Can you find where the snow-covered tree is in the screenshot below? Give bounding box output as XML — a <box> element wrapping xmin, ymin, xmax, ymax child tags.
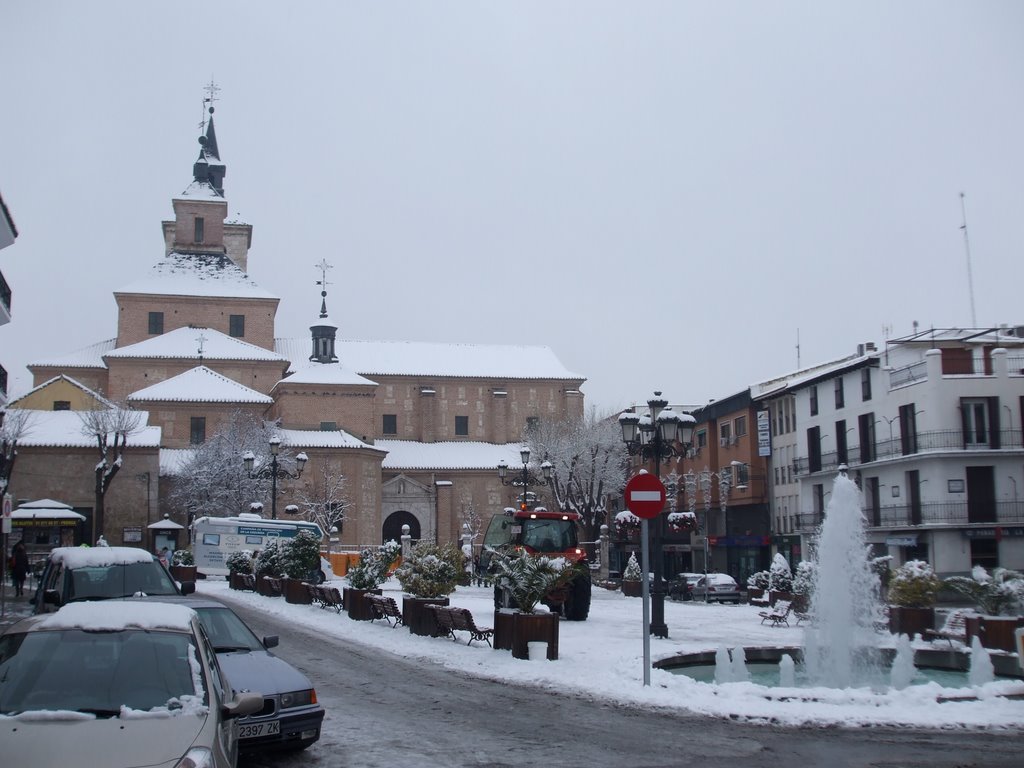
<box><xmin>768</xmin><ymin>553</ymin><xmax>793</xmax><ymax>593</ymax></box>
<box><xmin>78</xmin><ymin>402</ymin><xmax>143</xmax><ymax>540</ymax></box>
<box><xmin>0</xmin><ymin>408</ymin><xmax>33</xmax><ymax>498</ymax></box>
<box><xmin>254</xmin><ymin>539</ymin><xmax>282</xmax><ymax>577</ymax></box>
<box><xmin>395</xmin><ymin>541</ymin><xmax>463</xmax><ymax>598</ymax></box>
<box><xmin>167</xmin><ymin>409</ymin><xmax>288</xmax><ymax>519</ymax></box>
<box><xmin>279</xmin><ymin>530</ymin><xmax>322</xmax><ymax>580</ymax></box>
<box><xmin>346</xmin><ymin>540</ymin><xmax>401</xmax><ymax>590</ymax></box>
<box><xmin>526</xmin><ymin>411</ymin><xmax>627</xmax><ymax>547</ymax></box>
<box><xmin>296</xmin><ymin>459</ymin><xmax>350</xmax><ymax>541</ymax></box>
<box><xmin>623</xmin><ymin>551</ymin><xmax>642</xmax><ymax>582</ymax></box>
<box><xmin>457</xmin><ymin>498</ymin><xmax>485</xmax><ymax>546</ymax></box>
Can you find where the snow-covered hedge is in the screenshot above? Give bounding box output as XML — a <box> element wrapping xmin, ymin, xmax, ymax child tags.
<box><xmin>226</xmin><ymin>550</ymin><xmax>253</xmax><ymax>575</ymax></box>
<box><xmin>888</xmin><ymin>560</ymin><xmax>941</xmax><ymax>608</ymax></box>
<box><xmin>171</xmin><ymin>548</ymin><xmax>195</xmax><ymax>567</ymax></box>
<box><xmin>254</xmin><ymin>540</ymin><xmax>282</xmax><ymax>578</ymax></box>
<box><xmin>279</xmin><ymin>530</ymin><xmax>321</xmax><ymax>580</ymax></box>
<box><xmin>395</xmin><ymin>542</ymin><xmax>463</xmax><ymax>598</ymax></box>
<box><xmin>346</xmin><ymin>540</ymin><xmax>401</xmax><ymax>590</ymax></box>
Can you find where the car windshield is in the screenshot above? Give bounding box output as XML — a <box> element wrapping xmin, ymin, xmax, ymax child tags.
<box><xmin>194</xmin><ymin>606</ymin><xmax>263</xmax><ymax>652</ymax></box>
<box><xmin>0</xmin><ymin>628</ymin><xmax>202</xmax><ymax>716</ymax></box>
<box><xmin>67</xmin><ymin>562</ymin><xmax>181</xmax><ymax>601</ymax></box>
<box><xmin>520</xmin><ymin>519</ymin><xmax>577</xmax><ymax>552</ymax></box>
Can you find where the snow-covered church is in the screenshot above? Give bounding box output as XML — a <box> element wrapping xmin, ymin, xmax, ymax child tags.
<box><xmin>8</xmin><ymin>105</ymin><xmax>585</xmax><ymax>550</ymax></box>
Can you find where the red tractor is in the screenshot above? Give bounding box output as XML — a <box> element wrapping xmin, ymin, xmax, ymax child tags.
<box><xmin>480</xmin><ymin>505</ymin><xmax>592</xmax><ymax>620</ymax></box>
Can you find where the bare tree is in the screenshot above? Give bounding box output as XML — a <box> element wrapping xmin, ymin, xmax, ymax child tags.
<box><xmin>167</xmin><ymin>409</ymin><xmax>282</xmax><ymax>520</ymax></box>
<box><xmin>527</xmin><ymin>411</ymin><xmax>627</xmax><ymax>547</ymax></box>
<box><xmin>295</xmin><ymin>459</ymin><xmax>350</xmax><ymax>542</ymax></box>
<box><xmin>78</xmin><ymin>403</ymin><xmax>144</xmax><ymax>541</ymax></box>
<box><xmin>0</xmin><ymin>408</ymin><xmax>34</xmax><ymax>498</ymax></box>
<box><xmin>458</xmin><ymin>497</ymin><xmax>485</xmax><ymax>546</ymax></box>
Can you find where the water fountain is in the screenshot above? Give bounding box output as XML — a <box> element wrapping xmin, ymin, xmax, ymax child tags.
<box><xmin>968</xmin><ymin>637</ymin><xmax>995</xmax><ymax>686</ymax></box>
<box><xmin>889</xmin><ymin>633</ymin><xmax>916</xmax><ymax>690</ymax></box>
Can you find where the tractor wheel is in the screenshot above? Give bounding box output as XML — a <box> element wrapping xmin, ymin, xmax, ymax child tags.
<box><xmin>564</xmin><ymin>573</ymin><xmax>592</xmax><ymax>621</ymax></box>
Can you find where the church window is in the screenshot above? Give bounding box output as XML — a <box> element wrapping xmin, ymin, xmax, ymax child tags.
<box><xmin>148</xmin><ymin>311</ymin><xmax>164</xmax><ymax>335</ymax></box>
<box><xmin>194</xmin><ymin>216</ymin><xmax>204</xmax><ymax>243</ymax></box>
<box><xmin>52</xmin><ymin>401</ymin><xmax>71</xmax><ymax>411</ymax></box>
<box><xmin>382</xmin><ymin>414</ymin><xmax>397</xmax><ymax>435</ymax></box>
<box><xmin>190</xmin><ymin>417</ymin><xmax>207</xmax><ymax>445</ymax></box>
<box><xmin>229</xmin><ymin>314</ymin><xmax>245</xmax><ymax>338</ymax></box>
<box><xmin>455</xmin><ymin>415</ymin><xmax>469</xmax><ymax>436</ymax></box>
<box><xmin>320</xmin><ymin>421</ymin><xmax>337</xmax><ymax>431</ymax></box>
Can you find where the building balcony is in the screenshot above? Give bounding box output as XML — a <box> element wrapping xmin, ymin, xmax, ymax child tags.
<box><xmin>793</xmin><ymin>428</ymin><xmax>1024</xmax><ymax>477</ymax></box>
<box><xmin>867</xmin><ymin>500</ymin><xmax>1024</xmax><ymax>528</ymax></box>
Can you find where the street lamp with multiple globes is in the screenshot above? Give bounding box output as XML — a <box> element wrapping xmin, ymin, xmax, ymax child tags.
<box><xmin>618</xmin><ymin>392</ymin><xmax>695</xmax><ymax>639</ymax></box>
<box><xmin>242</xmin><ymin>437</ymin><xmax>308</xmax><ymax>520</ymax></box>
<box><xmin>497</xmin><ymin>446</ymin><xmax>553</xmax><ymax>510</ymax></box>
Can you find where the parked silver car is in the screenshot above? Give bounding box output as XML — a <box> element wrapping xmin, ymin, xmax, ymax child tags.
<box><xmin>667</xmin><ymin>572</ymin><xmax>703</xmax><ymax>601</ymax></box>
<box><xmin>147</xmin><ymin>596</ymin><xmax>324</xmax><ymax>753</ymax></box>
<box><xmin>0</xmin><ymin>601</ymin><xmax>263</xmax><ymax>767</ymax></box>
<box><xmin>689</xmin><ymin>573</ymin><xmax>742</xmax><ymax>603</ymax></box>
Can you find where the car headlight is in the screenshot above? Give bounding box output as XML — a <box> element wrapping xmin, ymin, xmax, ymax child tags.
<box><xmin>174</xmin><ymin>747</ymin><xmax>213</xmax><ymax>768</ymax></box>
<box><xmin>279</xmin><ymin>689</ymin><xmax>317</xmax><ymax>709</ymax></box>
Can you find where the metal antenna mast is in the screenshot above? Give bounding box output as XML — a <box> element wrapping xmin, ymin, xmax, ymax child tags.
<box><xmin>796</xmin><ymin>328</ymin><xmax>801</xmax><ymax>369</ymax></box>
<box><xmin>959</xmin><ymin>192</ymin><xmax>977</xmax><ymax>326</ymax></box>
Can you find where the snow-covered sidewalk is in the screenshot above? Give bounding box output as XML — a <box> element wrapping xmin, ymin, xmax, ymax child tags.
<box><xmin>200</xmin><ymin>577</ymin><xmax>1024</xmax><ymax>730</ymax></box>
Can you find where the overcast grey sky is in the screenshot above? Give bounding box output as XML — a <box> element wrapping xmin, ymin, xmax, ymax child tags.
<box><xmin>2</xmin><ymin>2</ymin><xmax>1022</xmax><ymax>415</ymax></box>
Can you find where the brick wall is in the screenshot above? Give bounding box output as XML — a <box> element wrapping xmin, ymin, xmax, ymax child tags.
<box><xmin>107</xmin><ymin>358</ymin><xmax>288</xmax><ymax>402</ymax></box>
<box><xmin>114</xmin><ymin>293</ymin><xmax>279</xmax><ymax>350</ymax></box>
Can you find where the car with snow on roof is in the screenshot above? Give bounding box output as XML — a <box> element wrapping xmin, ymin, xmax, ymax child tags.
<box><xmin>0</xmin><ymin>601</ymin><xmax>263</xmax><ymax>767</ymax></box>
<box><xmin>33</xmin><ymin>545</ymin><xmax>195</xmax><ymax>614</ymax></box>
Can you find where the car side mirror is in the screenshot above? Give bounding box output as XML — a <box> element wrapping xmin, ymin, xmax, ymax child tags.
<box><xmin>223</xmin><ymin>691</ymin><xmax>264</xmax><ymax>719</ymax></box>
<box><xmin>43</xmin><ymin>589</ymin><xmax>61</xmax><ymax>606</ymax></box>
<box><xmin>262</xmin><ymin>635</ymin><xmax>279</xmax><ymax>649</ymax></box>
<box><xmin>179</xmin><ymin>581</ymin><xmax>196</xmax><ymax>595</ymax></box>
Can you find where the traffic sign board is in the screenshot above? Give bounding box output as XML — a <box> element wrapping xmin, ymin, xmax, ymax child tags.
<box><xmin>623</xmin><ymin>473</ymin><xmax>666</xmax><ymax>519</ymax></box>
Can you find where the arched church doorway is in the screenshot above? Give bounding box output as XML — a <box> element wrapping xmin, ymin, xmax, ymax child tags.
<box><xmin>382</xmin><ymin>510</ymin><xmax>420</xmax><ymax>544</ymax></box>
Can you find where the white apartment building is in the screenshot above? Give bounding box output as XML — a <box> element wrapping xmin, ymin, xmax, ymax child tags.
<box><xmin>779</xmin><ymin>327</ymin><xmax>1024</xmax><ymax>577</ymax></box>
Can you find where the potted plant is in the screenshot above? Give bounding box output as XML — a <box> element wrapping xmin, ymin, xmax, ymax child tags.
<box><xmin>767</xmin><ymin>553</ymin><xmax>794</xmax><ymax>605</ymax></box>
<box><xmin>169</xmin><ymin>548</ymin><xmax>198</xmax><ymax>583</ymax></box>
<box><xmin>791</xmin><ymin>560</ymin><xmax>817</xmax><ymax>614</ymax></box>
<box><xmin>621</xmin><ymin>552</ymin><xmax>643</xmax><ymax>597</ymax></box>
<box><xmin>395</xmin><ymin>541</ymin><xmax>464</xmax><ymax>636</ymax></box>
<box><xmin>280</xmin><ymin>530</ymin><xmax>322</xmax><ymax>604</ymax></box>
<box><xmin>344</xmin><ymin>540</ymin><xmax>401</xmax><ymax>620</ymax></box>
<box><xmin>746</xmin><ymin>569</ymin><xmax>770</xmax><ymax>604</ymax></box>
<box><xmin>226</xmin><ymin>550</ymin><xmax>254</xmax><ymax>590</ymax></box>
<box><xmin>254</xmin><ymin>540</ymin><xmax>283</xmax><ymax>596</ymax></box>
<box><xmin>887</xmin><ymin>560</ymin><xmax>941</xmax><ymax>637</ymax></box>
<box><xmin>490</xmin><ymin>549</ymin><xmax>580</xmax><ymax>660</ymax></box>
<box><xmin>613</xmin><ymin>510</ymin><xmax>642</xmax><ymax>540</ymax></box>
<box><xmin>944</xmin><ymin>566</ymin><xmax>1024</xmax><ymax>652</ymax></box>
<box><xmin>667</xmin><ymin>511</ymin><xmax>697</xmax><ymax>534</ymax></box>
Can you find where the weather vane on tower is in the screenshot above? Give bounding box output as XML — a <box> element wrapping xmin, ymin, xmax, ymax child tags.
<box><xmin>315</xmin><ymin>259</ymin><xmax>334</xmax><ymax>318</ymax></box>
<box><xmin>199</xmin><ymin>77</ymin><xmax>220</xmax><ymax>131</ymax></box>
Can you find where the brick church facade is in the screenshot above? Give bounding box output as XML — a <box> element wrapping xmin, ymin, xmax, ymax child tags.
<box><xmin>7</xmin><ymin>106</ymin><xmax>585</xmax><ymax>551</ymax></box>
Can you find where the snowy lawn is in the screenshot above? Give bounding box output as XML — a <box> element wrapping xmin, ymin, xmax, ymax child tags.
<box><xmin>200</xmin><ymin>578</ymin><xmax>1024</xmax><ymax>730</ymax></box>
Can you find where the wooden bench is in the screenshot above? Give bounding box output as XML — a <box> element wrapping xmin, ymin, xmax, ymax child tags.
<box><xmin>366</xmin><ymin>594</ymin><xmax>404</xmax><ymax>627</ymax></box>
<box><xmin>309</xmin><ymin>584</ymin><xmax>344</xmax><ymax>612</ymax></box>
<box><xmin>924</xmin><ymin>609</ymin><xmax>969</xmax><ymax>646</ymax></box>
<box><xmin>428</xmin><ymin>605</ymin><xmax>494</xmax><ymax>646</ymax></box>
<box><xmin>759</xmin><ymin>599</ymin><xmax>792</xmax><ymax>627</ymax></box>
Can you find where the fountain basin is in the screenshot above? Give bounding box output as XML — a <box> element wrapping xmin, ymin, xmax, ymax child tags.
<box><xmin>657</xmin><ymin>646</ymin><xmax>1024</xmax><ymax>692</ymax></box>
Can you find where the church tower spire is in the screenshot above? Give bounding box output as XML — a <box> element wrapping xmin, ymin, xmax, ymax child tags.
<box><xmin>310</xmin><ymin>260</ymin><xmax>339</xmax><ymax>363</ymax></box>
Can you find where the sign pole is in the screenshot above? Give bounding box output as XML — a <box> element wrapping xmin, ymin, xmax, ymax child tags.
<box><xmin>641</xmin><ymin>518</ymin><xmax>651</xmax><ymax>686</ymax></box>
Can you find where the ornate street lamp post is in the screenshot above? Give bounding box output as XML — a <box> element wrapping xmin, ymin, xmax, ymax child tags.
<box><xmin>497</xmin><ymin>446</ymin><xmax>553</xmax><ymax>510</ymax></box>
<box><xmin>619</xmin><ymin>392</ymin><xmax>695</xmax><ymax>638</ymax></box>
<box><xmin>242</xmin><ymin>437</ymin><xmax>308</xmax><ymax>520</ymax></box>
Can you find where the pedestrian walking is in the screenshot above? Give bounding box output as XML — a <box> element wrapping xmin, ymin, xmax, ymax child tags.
<box><xmin>11</xmin><ymin>540</ymin><xmax>30</xmax><ymax>597</ymax></box>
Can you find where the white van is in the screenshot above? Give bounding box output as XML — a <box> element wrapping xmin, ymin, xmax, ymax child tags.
<box><xmin>192</xmin><ymin>513</ymin><xmax>324</xmax><ymax>579</ymax></box>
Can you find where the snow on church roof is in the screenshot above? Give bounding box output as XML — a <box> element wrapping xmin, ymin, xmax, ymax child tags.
<box><xmin>378</xmin><ymin>440</ymin><xmax>527</xmax><ymax>471</ymax></box>
<box><xmin>115</xmin><ymin>252</ymin><xmax>278</xmax><ymax>300</ymax></box>
<box><xmin>105</xmin><ymin>326</ymin><xmax>288</xmax><ymax>363</ymax></box>
<box><xmin>278</xmin><ymin>362</ymin><xmax>377</xmax><ymax>387</ymax></box>
<box><xmin>127</xmin><ymin>366</ymin><xmax>274</xmax><ymax>404</ymax></box>
<box><xmin>29</xmin><ymin>338</ymin><xmax>116</xmax><ymax>369</ymax></box>
<box><xmin>9</xmin><ymin>409</ymin><xmax>162</xmax><ymax>449</ymax></box>
<box><xmin>275</xmin><ymin>338</ymin><xmax>584</xmax><ymax>381</ymax></box>
<box><xmin>175</xmin><ymin>180</ymin><xmax>225</xmax><ymax>202</ymax></box>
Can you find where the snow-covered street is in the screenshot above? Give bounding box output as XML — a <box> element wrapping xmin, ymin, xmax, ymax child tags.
<box><xmin>202</xmin><ymin>577</ymin><xmax>1024</xmax><ymax>731</ymax></box>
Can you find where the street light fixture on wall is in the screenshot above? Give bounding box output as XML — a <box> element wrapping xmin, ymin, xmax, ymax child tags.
<box><xmin>242</xmin><ymin>437</ymin><xmax>308</xmax><ymax>520</ymax></box>
<box><xmin>619</xmin><ymin>392</ymin><xmax>696</xmax><ymax>639</ymax></box>
<box><xmin>497</xmin><ymin>447</ymin><xmax>553</xmax><ymax>510</ymax></box>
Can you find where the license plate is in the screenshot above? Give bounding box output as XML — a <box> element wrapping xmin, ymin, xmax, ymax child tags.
<box><xmin>239</xmin><ymin>720</ymin><xmax>281</xmax><ymax>740</ymax></box>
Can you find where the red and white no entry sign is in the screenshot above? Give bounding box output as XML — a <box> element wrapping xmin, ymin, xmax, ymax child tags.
<box><xmin>623</xmin><ymin>472</ymin><xmax>666</xmax><ymax>519</ymax></box>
